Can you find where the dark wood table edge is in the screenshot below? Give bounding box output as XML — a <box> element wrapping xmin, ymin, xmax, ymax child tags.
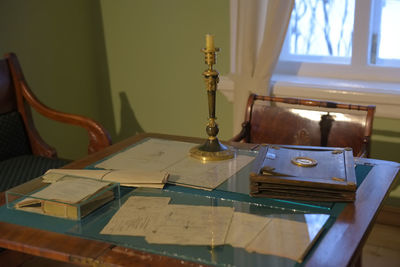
<box><xmin>0</xmin><ymin>133</ymin><xmax>398</xmax><ymax>266</ymax></box>
<box><xmin>304</xmin><ymin>158</ymin><xmax>400</xmax><ymax>266</ymax></box>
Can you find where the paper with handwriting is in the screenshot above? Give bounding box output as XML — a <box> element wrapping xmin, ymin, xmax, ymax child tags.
<box><xmin>100</xmin><ymin>196</ymin><xmax>171</xmax><ymax>236</ymax></box>
<box><xmin>100</xmin><ymin>196</ymin><xmax>329</xmax><ymax>262</ymax></box>
<box><xmin>225</xmin><ymin>212</ymin><xmax>271</xmax><ymax>248</ymax></box>
<box><xmin>145</xmin><ymin>204</ymin><xmax>234</xmax><ymax>246</ymax></box>
<box><xmin>95</xmin><ymin>138</ymin><xmax>254</xmax><ymax>190</ymax></box>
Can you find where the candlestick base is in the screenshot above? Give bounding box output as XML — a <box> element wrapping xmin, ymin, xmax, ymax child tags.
<box><xmin>190</xmin><ymin>139</ymin><xmax>235</xmax><ymax>161</ymax></box>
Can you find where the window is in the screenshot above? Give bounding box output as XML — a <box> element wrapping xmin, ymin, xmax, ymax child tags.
<box><xmin>280</xmin><ymin>0</ymin><xmax>355</xmax><ymax>64</ymax></box>
<box><xmin>276</xmin><ymin>0</ymin><xmax>400</xmax><ymax>83</ymax></box>
<box><xmin>371</xmin><ymin>0</ymin><xmax>400</xmax><ymax>66</ymax></box>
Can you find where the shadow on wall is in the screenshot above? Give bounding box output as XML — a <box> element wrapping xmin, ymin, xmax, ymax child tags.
<box><xmin>117</xmin><ymin>92</ymin><xmax>144</xmax><ymax>141</ymax></box>
<box><xmin>93</xmin><ymin>1</ymin><xmax>117</xmax><ymax>142</ymax></box>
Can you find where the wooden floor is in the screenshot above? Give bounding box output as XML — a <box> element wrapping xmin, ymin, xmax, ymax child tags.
<box><xmin>362</xmin><ymin>205</ymin><xmax>400</xmax><ymax>267</ymax></box>
<box><xmin>362</xmin><ymin>223</ymin><xmax>400</xmax><ymax>267</ymax></box>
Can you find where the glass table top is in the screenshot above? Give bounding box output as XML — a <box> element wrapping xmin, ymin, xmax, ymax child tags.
<box><xmin>0</xmin><ymin>137</ymin><xmax>373</xmax><ymax>266</ymax></box>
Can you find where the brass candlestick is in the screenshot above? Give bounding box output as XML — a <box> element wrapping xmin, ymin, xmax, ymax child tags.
<box><xmin>190</xmin><ymin>35</ymin><xmax>235</xmax><ymax>161</ymax></box>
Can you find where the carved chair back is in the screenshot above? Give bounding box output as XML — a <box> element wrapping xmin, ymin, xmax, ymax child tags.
<box><xmin>0</xmin><ymin>57</ymin><xmax>17</xmax><ymax>114</ymax></box>
<box><xmin>0</xmin><ymin>53</ymin><xmax>112</xmax><ymax>191</ymax></box>
<box><xmin>0</xmin><ymin>55</ymin><xmax>32</xmax><ymax>161</ymax></box>
<box><xmin>232</xmin><ymin>94</ymin><xmax>376</xmax><ymax>157</ymax></box>
<box><xmin>0</xmin><ymin>53</ymin><xmax>111</xmax><ymax>159</ymax></box>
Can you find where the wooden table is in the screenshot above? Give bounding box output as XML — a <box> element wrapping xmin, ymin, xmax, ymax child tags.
<box><xmin>0</xmin><ymin>133</ymin><xmax>398</xmax><ymax>267</ymax></box>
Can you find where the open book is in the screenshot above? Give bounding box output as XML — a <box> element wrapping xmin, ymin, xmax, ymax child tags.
<box><xmin>15</xmin><ymin>176</ymin><xmax>116</xmax><ymax>220</ymax></box>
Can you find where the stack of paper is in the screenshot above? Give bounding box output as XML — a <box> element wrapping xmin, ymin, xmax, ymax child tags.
<box><xmin>15</xmin><ymin>176</ymin><xmax>115</xmax><ymax>219</ymax></box>
<box><xmin>44</xmin><ymin>169</ymin><xmax>169</xmax><ymax>188</ymax></box>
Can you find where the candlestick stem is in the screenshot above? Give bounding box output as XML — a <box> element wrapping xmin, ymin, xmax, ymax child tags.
<box><xmin>190</xmin><ymin>37</ymin><xmax>235</xmax><ymax>161</ymax></box>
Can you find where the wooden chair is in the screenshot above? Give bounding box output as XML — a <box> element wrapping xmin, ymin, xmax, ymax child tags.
<box><xmin>231</xmin><ymin>94</ymin><xmax>376</xmax><ymax>157</ymax></box>
<box><xmin>0</xmin><ymin>52</ymin><xmax>112</xmax><ymax>191</ymax></box>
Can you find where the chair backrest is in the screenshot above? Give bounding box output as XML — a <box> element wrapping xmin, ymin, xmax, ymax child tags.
<box><xmin>0</xmin><ymin>58</ymin><xmax>17</xmax><ymax>114</ymax></box>
<box><xmin>0</xmin><ymin>53</ymin><xmax>111</xmax><ymax>159</ymax></box>
<box><xmin>0</xmin><ymin>53</ymin><xmax>59</xmax><ymax>159</ymax></box>
<box><xmin>235</xmin><ymin>94</ymin><xmax>376</xmax><ymax>157</ymax></box>
<box><xmin>0</xmin><ymin>57</ymin><xmax>32</xmax><ymax>160</ymax></box>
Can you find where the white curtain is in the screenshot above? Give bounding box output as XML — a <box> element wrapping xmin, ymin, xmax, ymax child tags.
<box><xmin>231</xmin><ymin>0</ymin><xmax>294</xmax><ymax>134</ymax></box>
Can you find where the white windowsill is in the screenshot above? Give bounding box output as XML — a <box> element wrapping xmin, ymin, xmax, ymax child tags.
<box><xmin>218</xmin><ymin>74</ymin><xmax>400</xmax><ymax>119</ymax></box>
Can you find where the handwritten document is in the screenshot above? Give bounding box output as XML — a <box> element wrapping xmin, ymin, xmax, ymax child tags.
<box><xmin>95</xmin><ymin>138</ymin><xmax>254</xmax><ymax>190</ymax></box>
<box><xmin>100</xmin><ymin>196</ymin><xmax>171</xmax><ymax>236</ymax></box>
<box><xmin>145</xmin><ymin>205</ymin><xmax>234</xmax><ymax>246</ymax></box>
<box><xmin>166</xmin><ymin>155</ymin><xmax>253</xmax><ymax>189</ymax></box>
<box><xmin>95</xmin><ymin>139</ymin><xmax>194</xmax><ymax>171</ymax></box>
<box><xmin>101</xmin><ymin>196</ymin><xmax>234</xmax><ymax>245</ymax></box>
<box><xmin>225</xmin><ymin>212</ymin><xmax>271</xmax><ymax>248</ymax></box>
<box><xmin>246</xmin><ymin>218</ymin><xmax>323</xmax><ymax>262</ymax></box>
<box><xmin>100</xmin><ymin>196</ymin><xmax>328</xmax><ymax>262</ymax></box>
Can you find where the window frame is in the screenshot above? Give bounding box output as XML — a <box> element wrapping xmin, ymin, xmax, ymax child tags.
<box><xmin>275</xmin><ymin>0</ymin><xmax>400</xmax><ymax>83</ymax></box>
<box><xmin>219</xmin><ymin>0</ymin><xmax>400</xmax><ymax>120</ymax></box>
<box><xmin>371</xmin><ymin>0</ymin><xmax>400</xmax><ymax>66</ymax></box>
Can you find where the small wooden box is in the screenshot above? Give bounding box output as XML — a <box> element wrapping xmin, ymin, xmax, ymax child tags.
<box><xmin>250</xmin><ymin>145</ymin><xmax>357</xmax><ymax>202</ymax></box>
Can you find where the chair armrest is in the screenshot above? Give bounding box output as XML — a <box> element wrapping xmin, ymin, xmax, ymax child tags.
<box><xmin>356</xmin><ymin>137</ymin><xmax>371</xmax><ymax>158</ymax></box>
<box><xmin>20</xmin><ymin>82</ymin><xmax>112</xmax><ymax>155</ymax></box>
<box><xmin>6</xmin><ymin>52</ymin><xmax>111</xmax><ymax>157</ymax></box>
<box><xmin>228</xmin><ymin>122</ymin><xmax>250</xmax><ymax>143</ymax></box>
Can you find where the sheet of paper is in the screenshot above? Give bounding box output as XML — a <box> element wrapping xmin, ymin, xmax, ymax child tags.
<box><xmin>41</xmin><ymin>172</ymin><xmax>70</xmax><ymax>183</ymax></box>
<box><xmin>245</xmin><ymin>217</ymin><xmax>325</xmax><ymax>262</ymax></box>
<box><xmin>95</xmin><ymin>138</ymin><xmax>194</xmax><ymax>171</ymax></box>
<box><xmin>225</xmin><ymin>212</ymin><xmax>271</xmax><ymax>248</ymax></box>
<box><xmin>120</xmin><ymin>183</ymin><xmax>165</xmax><ymax>188</ymax></box>
<box><xmin>145</xmin><ymin>205</ymin><xmax>234</xmax><ymax>246</ymax></box>
<box><xmin>103</xmin><ymin>170</ymin><xmax>169</xmax><ymax>184</ymax></box>
<box><xmin>45</xmin><ymin>169</ymin><xmax>168</xmax><ymax>187</ymax></box>
<box><xmin>119</xmin><ymin>196</ymin><xmax>171</xmax><ymax>208</ymax></box>
<box><xmin>166</xmin><ymin>155</ymin><xmax>254</xmax><ymax>189</ymax></box>
<box><xmin>94</xmin><ymin>138</ymin><xmax>254</xmax><ymax>190</ymax></box>
<box><xmin>44</xmin><ymin>169</ymin><xmax>110</xmax><ymax>182</ymax></box>
<box><xmin>100</xmin><ymin>196</ymin><xmax>171</xmax><ymax>236</ymax></box>
<box><xmin>31</xmin><ymin>176</ymin><xmax>110</xmax><ymax>203</ymax></box>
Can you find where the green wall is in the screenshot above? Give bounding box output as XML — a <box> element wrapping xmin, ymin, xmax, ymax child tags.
<box><xmin>371</xmin><ymin>117</ymin><xmax>400</xmax><ymax>202</ymax></box>
<box><xmin>371</xmin><ymin>117</ymin><xmax>400</xmax><ymax>163</ymax></box>
<box><xmin>99</xmin><ymin>0</ymin><xmax>232</xmax><ymax>143</ymax></box>
<box><xmin>0</xmin><ymin>0</ymin><xmax>232</xmax><ymax>160</ymax></box>
<box><xmin>0</xmin><ymin>0</ymin><xmax>111</xmax><ymax>160</ymax></box>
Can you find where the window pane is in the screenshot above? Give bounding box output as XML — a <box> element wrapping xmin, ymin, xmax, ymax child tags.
<box><xmin>287</xmin><ymin>0</ymin><xmax>355</xmax><ymax>59</ymax></box>
<box><xmin>377</xmin><ymin>0</ymin><xmax>400</xmax><ymax>61</ymax></box>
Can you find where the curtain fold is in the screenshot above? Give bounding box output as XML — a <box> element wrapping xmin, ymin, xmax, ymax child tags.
<box><xmin>231</xmin><ymin>0</ymin><xmax>294</xmax><ymax>134</ymax></box>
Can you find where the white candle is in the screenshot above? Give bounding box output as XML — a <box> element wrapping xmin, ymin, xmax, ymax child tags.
<box><xmin>206</xmin><ymin>34</ymin><xmax>215</xmax><ymax>50</ymax></box>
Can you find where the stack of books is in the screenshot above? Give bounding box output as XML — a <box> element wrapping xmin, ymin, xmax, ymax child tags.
<box><xmin>250</xmin><ymin>145</ymin><xmax>357</xmax><ymax>202</ymax></box>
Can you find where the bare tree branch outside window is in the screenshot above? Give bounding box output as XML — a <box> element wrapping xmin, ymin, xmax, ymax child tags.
<box><xmin>288</xmin><ymin>0</ymin><xmax>354</xmax><ymax>58</ymax></box>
